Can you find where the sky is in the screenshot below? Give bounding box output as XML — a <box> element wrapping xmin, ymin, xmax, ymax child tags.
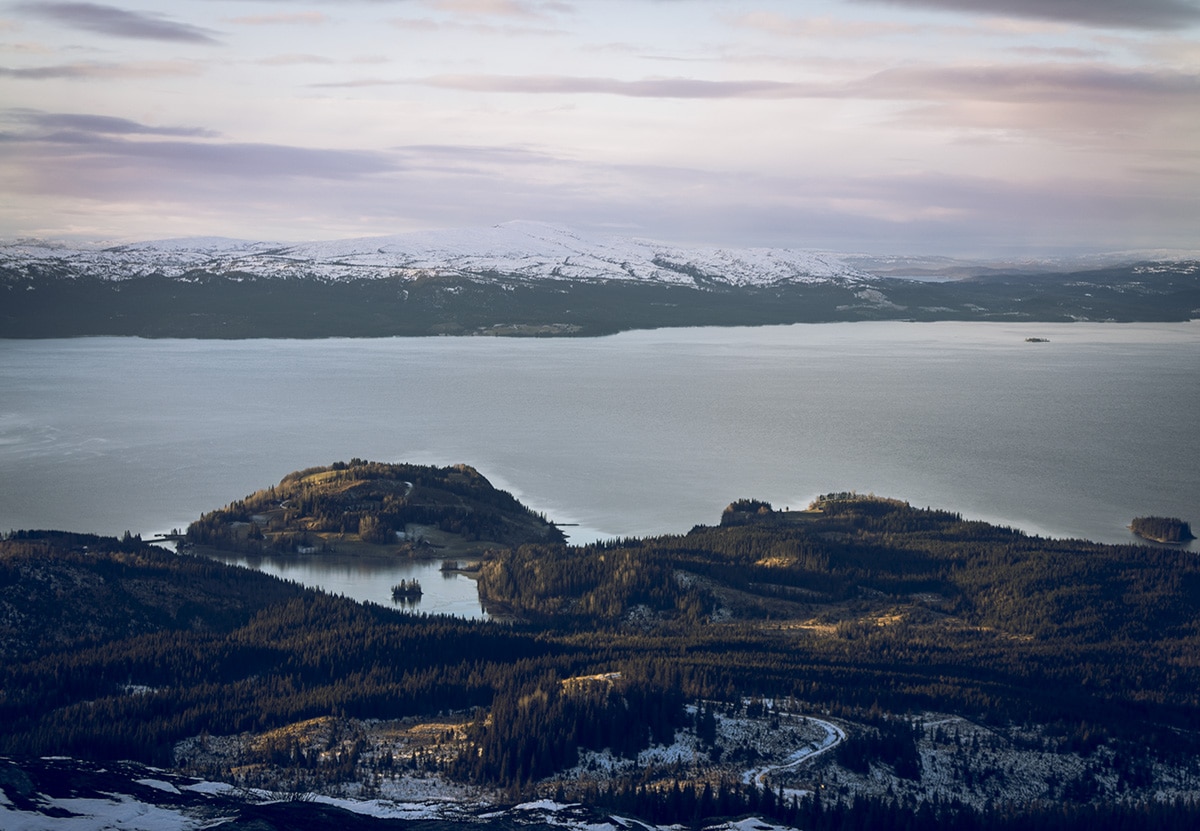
<box><xmin>1</xmin><ymin>0</ymin><xmax>1198</xmax><ymax>255</ymax></box>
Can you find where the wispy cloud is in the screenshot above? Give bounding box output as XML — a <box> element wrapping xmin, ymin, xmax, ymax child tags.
<box><xmin>3</xmin><ymin>120</ymin><xmax>417</xmax><ymax>240</ymax></box>
<box><xmin>734</xmin><ymin>11</ymin><xmax>917</xmax><ymax>39</ymax></box>
<box><xmin>7</xmin><ymin>109</ymin><xmax>218</xmax><ymax>138</ymax></box>
<box><xmin>412</xmin><ymin>73</ymin><xmax>819</xmax><ymax>98</ymax></box>
<box><xmin>5</xmin><ymin>121</ymin><xmax>1195</xmax><ymax>253</ymax></box>
<box><xmin>12</xmin><ymin>2</ymin><xmax>221</xmax><ymax>44</ymax></box>
<box><xmin>1005</xmin><ymin>45</ymin><xmax>1106</xmax><ymax>59</ymax></box>
<box><xmin>1</xmin><ymin>108</ymin><xmax>398</xmax><ymax>241</ymax></box>
<box><xmin>388</xmin><ymin>15</ymin><xmax>563</xmax><ymax>37</ymax></box>
<box><xmin>394</xmin><ymin>64</ymin><xmax>1200</xmax><ymax>107</ymax></box>
<box><xmin>104</xmin><ymin>139</ymin><xmax>397</xmax><ymax>179</ymax></box>
<box><xmin>425</xmin><ymin>0</ymin><xmax>570</xmax><ymax>19</ymax></box>
<box><xmin>10</xmin><ymin>127</ymin><xmax>397</xmax><ymax>181</ymax></box>
<box><xmin>1133</xmin><ymin>35</ymin><xmax>1200</xmax><ymax>68</ymax></box>
<box><xmin>311</xmin><ymin>77</ymin><xmax>401</xmax><ymax>89</ymax></box>
<box><xmin>0</xmin><ymin>60</ymin><xmax>203</xmax><ymax>80</ymax></box>
<box><xmin>392</xmin><ymin>142</ymin><xmax>565</xmax><ymax>174</ymax></box>
<box><xmin>257</xmin><ymin>54</ymin><xmax>336</xmax><ymax>66</ymax></box>
<box><xmin>1</xmin><ymin>0</ymin><xmax>1195</xmax><ymax>253</ymax></box>
<box><xmin>850</xmin><ymin>0</ymin><xmax>1200</xmax><ymax>31</ymax></box>
<box><xmin>226</xmin><ymin>12</ymin><xmax>328</xmax><ymax>27</ymax></box>
<box><xmin>0</xmin><ymin>41</ymin><xmax>56</xmax><ymax>54</ymax></box>
<box><xmin>859</xmin><ymin>63</ymin><xmax>1200</xmax><ymax>105</ymax></box>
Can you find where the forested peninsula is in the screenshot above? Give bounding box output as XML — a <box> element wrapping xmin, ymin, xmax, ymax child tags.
<box><xmin>4</xmin><ymin>461</ymin><xmax>1200</xmax><ymax>831</ymax></box>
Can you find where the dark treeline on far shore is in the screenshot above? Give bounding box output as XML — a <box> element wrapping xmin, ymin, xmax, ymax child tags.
<box><xmin>3</xmin><ymin>262</ymin><xmax>1199</xmax><ymax>338</ymax></box>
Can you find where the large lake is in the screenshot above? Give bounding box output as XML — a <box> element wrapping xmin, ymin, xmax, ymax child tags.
<box><xmin>2</xmin><ymin>322</ymin><xmax>1197</xmax><ymax>613</ymax></box>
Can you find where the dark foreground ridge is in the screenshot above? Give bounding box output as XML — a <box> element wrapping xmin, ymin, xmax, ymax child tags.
<box><xmin>3</xmin><ymin>471</ymin><xmax>1200</xmax><ymax>829</ymax></box>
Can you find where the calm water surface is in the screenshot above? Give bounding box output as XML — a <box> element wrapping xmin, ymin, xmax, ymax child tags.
<box><xmin>201</xmin><ymin>552</ymin><xmax>490</xmax><ymax>619</ymax></box>
<box><xmin>2</xmin><ymin>322</ymin><xmax>1197</xmax><ymax>612</ymax></box>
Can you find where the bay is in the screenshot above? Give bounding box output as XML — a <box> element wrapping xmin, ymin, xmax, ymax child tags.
<box><xmin>199</xmin><ymin>552</ymin><xmax>491</xmax><ymax>620</ymax></box>
<box><xmin>1</xmin><ymin>322</ymin><xmax>1197</xmax><ymax>613</ymax></box>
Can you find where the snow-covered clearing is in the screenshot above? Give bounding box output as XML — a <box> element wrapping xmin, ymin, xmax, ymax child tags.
<box><xmin>562</xmin><ymin>698</ymin><xmax>844</xmax><ymax>800</ymax></box>
<box><xmin>0</xmin><ymin>756</ymin><xmax>802</xmax><ymax>831</ymax></box>
<box><xmin>0</xmin><ymin>794</ymin><xmax>205</xmax><ymax>831</ymax></box>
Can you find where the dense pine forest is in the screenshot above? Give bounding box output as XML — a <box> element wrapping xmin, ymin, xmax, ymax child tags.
<box><xmin>4</xmin><ymin>465</ymin><xmax>1200</xmax><ymax>830</ymax></box>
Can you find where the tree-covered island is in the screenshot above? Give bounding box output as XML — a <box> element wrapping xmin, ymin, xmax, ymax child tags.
<box><xmin>184</xmin><ymin>459</ymin><xmax>563</xmax><ymax>559</ymax></box>
<box><xmin>1130</xmin><ymin>515</ymin><xmax>1195</xmax><ymax>544</ymax></box>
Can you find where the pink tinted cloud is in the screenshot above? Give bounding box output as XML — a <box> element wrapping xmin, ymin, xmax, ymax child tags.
<box><xmin>257</xmin><ymin>54</ymin><xmax>336</xmax><ymax>66</ymax></box>
<box><xmin>733</xmin><ymin>11</ymin><xmax>918</xmax><ymax>39</ymax></box>
<box><xmin>227</xmin><ymin>12</ymin><xmax>329</xmax><ymax>26</ymax></box>
<box><xmin>415</xmin><ymin>73</ymin><xmax>819</xmax><ymax>97</ymax></box>
<box><xmin>397</xmin><ymin>63</ymin><xmax>1199</xmax><ymax>110</ymax></box>
<box><xmin>428</xmin><ymin>0</ymin><xmax>568</xmax><ymax>18</ymax></box>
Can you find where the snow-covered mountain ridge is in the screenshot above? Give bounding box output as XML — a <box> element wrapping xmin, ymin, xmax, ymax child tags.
<box><xmin>0</xmin><ymin>221</ymin><xmax>872</xmax><ymax>287</ymax></box>
<box><xmin>5</xmin><ymin>221</ymin><xmax>1198</xmax><ymax>337</ymax></box>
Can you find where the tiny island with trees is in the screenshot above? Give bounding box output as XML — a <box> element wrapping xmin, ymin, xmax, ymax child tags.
<box><xmin>390</xmin><ymin>579</ymin><xmax>423</xmax><ymax>603</ymax></box>
<box><xmin>1130</xmin><ymin>515</ymin><xmax>1195</xmax><ymax>544</ymax></box>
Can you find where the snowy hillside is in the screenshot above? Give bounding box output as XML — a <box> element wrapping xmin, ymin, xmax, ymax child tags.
<box><xmin>0</xmin><ymin>756</ymin><xmax>805</xmax><ymax>831</ymax></box>
<box><xmin>0</xmin><ymin>221</ymin><xmax>870</xmax><ymax>287</ymax></box>
<box><xmin>5</xmin><ymin>223</ymin><xmax>1197</xmax><ymax>337</ymax></box>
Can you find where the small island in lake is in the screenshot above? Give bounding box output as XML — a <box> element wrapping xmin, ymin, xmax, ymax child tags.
<box><xmin>391</xmin><ymin>578</ymin><xmax>423</xmax><ymax>602</ymax></box>
<box><xmin>1130</xmin><ymin>515</ymin><xmax>1195</xmax><ymax>544</ymax></box>
<box><xmin>184</xmin><ymin>459</ymin><xmax>563</xmax><ymax>559</ymax></box>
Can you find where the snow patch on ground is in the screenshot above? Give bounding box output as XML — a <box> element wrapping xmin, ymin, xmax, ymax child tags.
<box><xmin>179</xmin><ymin>781</ymin><xmax>233</xmax><ymax>795</ymax></box>
<box><xmin>725</xmin><ymin>820</ymin><xmax>794</xmax><ymax>831</ymax></box>
<box><xmin>303</xmin><ymin>793</ymin><xmax>483</xmax><ymax>821</ymax></box>
<box><xmin>0</xmin><ymin>795</ymin><xmax>200</xmax><ymax>831</ymax></box>
<box><xmin>134</xmin><ymin>779</ymin><xmax>180</xmax><ymax>794</ymax></box>
<box><xmin>561</xmin><ymin>699</ymin><xmax>840</xmax><ymax>796</ymax></box>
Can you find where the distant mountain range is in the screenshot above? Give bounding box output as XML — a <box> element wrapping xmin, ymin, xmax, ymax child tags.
<box><xmin>0</xmin><ymin>221</ymin><xmax>879</xmax><ymax>286</ymax></box>
<box><xmin>2</xmin><ymin>221</ymin><xmax>1197</xmax><ymax>337</ymax></box>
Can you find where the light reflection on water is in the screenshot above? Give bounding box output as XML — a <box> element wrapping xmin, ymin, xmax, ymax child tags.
<box><xmin>202</xmin><ymin>552</ymin><xmax>490</xmax><ymax>618</ymax></box>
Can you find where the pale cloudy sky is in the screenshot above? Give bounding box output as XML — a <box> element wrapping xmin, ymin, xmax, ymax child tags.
<box><xmin>1</xmin><ymin>0</ymin><xmax>1198</xmax><ymax>254</ymax></box>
